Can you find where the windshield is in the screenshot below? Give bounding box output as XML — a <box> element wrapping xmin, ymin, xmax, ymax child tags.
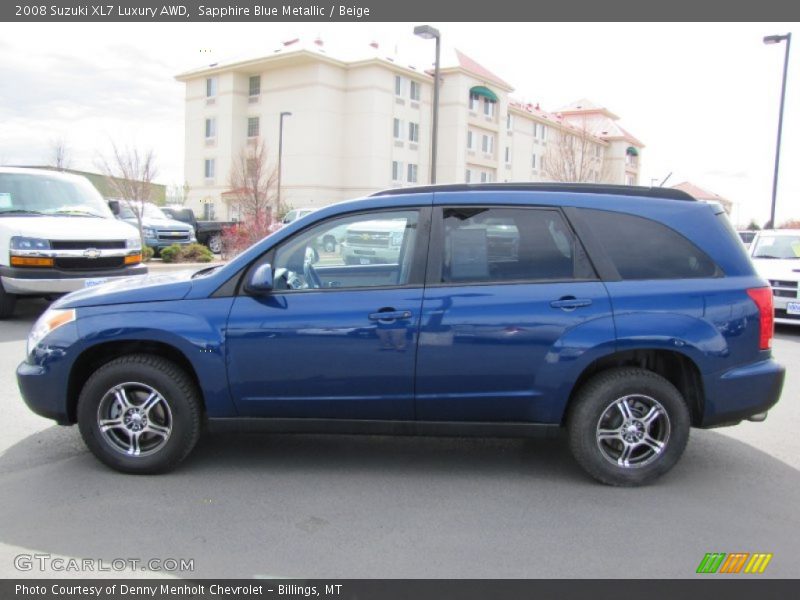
<box><xmin>0</xmin><ymin>172</ymin><xmax>113</xmax><ymax>218</ymax></box>
<box><xmin>119</xmin><ymin>203</ymin><xmax>169</xmax><ymax>220</ymax></box>
<box><xmin>752</xmin><ymin>234</ymin><xmax>800</xmax><ymax>259</ymax></box>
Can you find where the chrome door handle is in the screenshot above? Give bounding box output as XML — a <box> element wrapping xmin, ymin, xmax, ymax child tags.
<box><xmin>550</xmin><ymin>297</ymin><xmax>592</xmax><ymax>310</ymax></box>
<box><xmin>368</xmin><ymin>310</ymin><xmax>412</xmax><ymax>321</ymax></box>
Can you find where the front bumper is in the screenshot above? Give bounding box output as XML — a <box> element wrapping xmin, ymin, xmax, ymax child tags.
<box><xmin>1</xmin><ymin>264</ymin><xmax>147</xmax><ymax>295</ymax></box>
<box><xmin>770</xmin><ymin>291</ymin><xmax>800</xmax><ymax>325</ymax></box>
<box><xmin>145</xmin><ymin>235</ymin><xmax>196</xmax><ymax>250</ymax></box>
<box><xmin>17</xmin><ymin>360</ymin><xmax>71</xmax><ymax>424</ymax></box>
<box><xmin>702</xmin><ymin>358</ymin><xmax>785</xmax><ymax>427</ymax></box>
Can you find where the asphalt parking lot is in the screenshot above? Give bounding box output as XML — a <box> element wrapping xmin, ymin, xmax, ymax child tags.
<box><xmin>0</xmin><ymin>298</ymin><xmax>798</xmax><ymax>579</ymax></box>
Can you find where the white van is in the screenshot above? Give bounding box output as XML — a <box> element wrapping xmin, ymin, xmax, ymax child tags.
<box><xmin>0</xmin><ymin>167</ymin><xmax>147</xmax><ymax>318</ymax></box>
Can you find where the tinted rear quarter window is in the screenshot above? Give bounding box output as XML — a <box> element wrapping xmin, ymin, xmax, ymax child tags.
<box><xmin>577</xmin><ymin>208</ymin><xmax>719</xmax><ymax>280</ymax></box>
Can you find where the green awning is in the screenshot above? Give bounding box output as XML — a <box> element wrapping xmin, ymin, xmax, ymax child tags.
<box><xmin>626</xmin><ymin>146</ymin><xmax>639</xmax><ymax>156</ymax></box>
<box><xmin>470</xmin><ymin>85</ymin><xmax>498</xmax><ymax>103</ymax></box>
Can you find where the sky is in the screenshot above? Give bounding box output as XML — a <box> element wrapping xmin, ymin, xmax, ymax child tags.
<box><xmin>0</xmin><ymin>21</ymin><xmax>797</xmax><ymax>227</ymax></box>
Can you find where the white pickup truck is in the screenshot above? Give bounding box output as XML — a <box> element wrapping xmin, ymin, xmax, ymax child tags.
<box><xmin>0</xmin><ymin>167</ymin><xmax>147</xmax><ymax>318</ymax></box>
<box><xmin>749</xmin><ymin>228</ymin><xmax>800</xmax><ymax>325</ymax></box>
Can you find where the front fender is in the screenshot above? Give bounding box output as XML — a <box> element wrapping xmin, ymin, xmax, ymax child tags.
<box><xmin>76</xmin><ymin>298</ymin><xmax>236</xmax><ymax>417</ymax></box>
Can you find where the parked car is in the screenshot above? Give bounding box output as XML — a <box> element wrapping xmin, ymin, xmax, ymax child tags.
<box><xmin>161</xmin><ymin>206</ymin><xmax>234</xmax><ymax>254</ymax></box>
<box><xmin>749</xmin><ymin>229</ymin><xmax>800</xmax><ymax>325</ymax></box>
<box><xmin>282</xmin><ymin>207</ymin><xmax>315</xmax><ymax>225</ymax></box>
<box><xmin>341</xmin><ymin>218</ymin><xmax>407</xmax><ymax>264</ymax></box>
<box><xmin>17</xmin><ymin>183</ymin><xmax>784</xmax><ymax>486</ymax></box>
<box><xmin>117</xmin><ymin>202</ymin><xmax>196</xmax><ymax>254</ymax></box>
<box><xmin>0</xmin><ymin>167</ymin><xmax>146</xmax><ymax>318</ymax></box>
<box><xmin>738</xmin><ymin>230</ymin><xmax>757</xmax><ymax>248</ymax></box>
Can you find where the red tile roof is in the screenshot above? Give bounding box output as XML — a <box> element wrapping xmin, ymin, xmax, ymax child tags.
<box><xmin>454</xmin><ymin>49</ymin><xmax>513</xmax><ymax>90</ymax></box>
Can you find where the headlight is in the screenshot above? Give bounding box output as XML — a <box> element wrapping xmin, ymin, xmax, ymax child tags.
<box><xmin>27</xmin><ymin>308</ymin><xmax>76</xmax><ymax>355</ymax></box>
<box><xmin>10</xmin><ymin>236</ymin><xmax>50</xmax><ymax>251</ymax></box>
<box><xmin>143</xmin><ymin>227</ymin><xmax>157</xmax><ymax>238</ymax></box>
<box><xmin>126</xmin><ymin>237</ymin><xmax>142</xmax><ymax>250</ymax></box>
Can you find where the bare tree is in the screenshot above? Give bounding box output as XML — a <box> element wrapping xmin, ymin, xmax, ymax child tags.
<box><xmin>543</xmin><ymin>119</ymin><xmax>612</xmax><ymax>184</ymax></box>
<box><xmin>227</xmin><ymin>139</ymin><xmax>279</xmax><ymax>224</ymax></box>
<box><xmin>97</xmin><ymin>143</ymin><xmax>158</xmax><ymax>245</ymax></box>
<box><xmin>50</xmin><ymin>138</ymin><xmax>72</xmax><ymax>171</ymax></box>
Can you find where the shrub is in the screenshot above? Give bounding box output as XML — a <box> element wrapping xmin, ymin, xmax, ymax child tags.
<box><xmin>220</xmin><ymin>212</ymin><xmax>281</xmax><ymax>259</ymax></box>
<box><xmin>159</xmin><ymin>243</ymin><xmax>215</xmax><ymax>264</ymax></box>
<box><xmin>159</xmin><ymin>244</ymin><xmax>182</xmax><ymax>263</ymax></box>
<box><xmin>142</xmin><ymin>246</ymin><xmax>155</xmax><ymax>262</ymax></box>
<box><xmin>180</xmin><ymin>243</ymin><xmax>214</xmax><ymax>263</ymax></box>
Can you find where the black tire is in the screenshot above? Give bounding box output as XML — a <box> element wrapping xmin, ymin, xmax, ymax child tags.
<box><xmin>567</xmin><ymin>367</ymin><xmax>690</xmax><ymax>486</ymax></box>
<box><xmin>322</xmin><ymin>236</ymin><xmax>336</xmax><ymax>253</ymax></box>
<box><xmin>77</xmin><ymin>354</ymin><xmax>202</xmax><ymax>474</ymax></box>
<box><xmin>0</xmin><ymin>280</ymin><xmax>17</xmax><ymax>319</ymax></box>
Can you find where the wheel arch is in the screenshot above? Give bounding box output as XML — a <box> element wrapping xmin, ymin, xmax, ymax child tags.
<box><xmin>562</xmin><ymin>348</ymin><xmax>705</xmax><ymax>427</ymax></box>
<box><xmin>66</xmin><ymin>340</ymin><xmax>205</xmax><ymax>424</ymax></box>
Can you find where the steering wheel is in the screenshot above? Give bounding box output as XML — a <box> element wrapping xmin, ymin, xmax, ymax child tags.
<box><xmin>303</xmin><ymin>260</ymin><xmax>322</xmax><ymax>289</ymax></box>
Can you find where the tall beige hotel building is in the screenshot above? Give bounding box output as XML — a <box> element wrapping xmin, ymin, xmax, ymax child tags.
<box><xmin>176</xmin><ymin>38</ymin><xmax>644</xmax><ymax>220</ymax></box>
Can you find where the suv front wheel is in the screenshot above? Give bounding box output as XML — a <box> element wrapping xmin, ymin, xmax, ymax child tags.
<box><xmin>77</xmin><ymin>354</ymin><xmax>202</xmax><ymax>474</ymax></box>
<box><xmin>567</xmin><ymin>367</ymin><xmax>690</xmax><ymax>486</ymax></box>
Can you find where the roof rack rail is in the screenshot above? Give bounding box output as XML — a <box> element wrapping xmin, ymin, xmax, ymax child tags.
<box><xmin>371</xmin><ymin>182</ymin><xmax>696</xmax><ymax>202</ymax></box>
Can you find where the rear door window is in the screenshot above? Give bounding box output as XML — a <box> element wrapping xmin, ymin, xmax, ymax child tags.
<box><xmin>438</xmin><ymin>207</ymin><xmax>595</xmax><ymax>284</ymax></box>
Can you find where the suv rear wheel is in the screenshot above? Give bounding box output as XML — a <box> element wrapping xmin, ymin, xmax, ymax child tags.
<box><xmin>77</xmin><ymin>354</ymin><xmax>201</xmax><ymax>474</ymax></box>
<box><xmin>567</xmin><ymin>367</ymin><xmax>690</xmax><ymax>486</ymax></box>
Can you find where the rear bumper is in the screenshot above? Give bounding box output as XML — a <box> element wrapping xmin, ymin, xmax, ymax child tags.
<box><xmin>1</xmin><ymin>264</ymin><xmax>147</xmax><ymax>295</ymax></box>
<box><xmin>701</xmin><ymin>359</ymin><xmax>785</xmax><ymax>427</ymax></box>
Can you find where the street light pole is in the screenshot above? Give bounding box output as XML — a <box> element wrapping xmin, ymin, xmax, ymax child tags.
<box><xmin>414</xmin><ymin>25</ymin><xmax>441</xmax><ymax>184</ymax></box>
<box><xmin>277</xmin><ymin>111</ymin><xmax>292</xmax><ymax>212</ymax></box>
<box><xmin>763</xmin><ymin>33</ymin><xmax>792</xmax><ymax>228</ymax></box>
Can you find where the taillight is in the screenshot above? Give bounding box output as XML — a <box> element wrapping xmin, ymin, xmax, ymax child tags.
<box><xmin>747</xmin><ymin>287</ymin><xmax>774</xmax><ymax>350</ymax></box>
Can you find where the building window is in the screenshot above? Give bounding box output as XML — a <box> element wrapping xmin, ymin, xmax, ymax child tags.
<box><xmin>408</xmin><ymin>122</ymin><xmax>420</xmax><ymax>143</ymax></box>
<box><xmin>410</xmin><ymin>81</ymin><xmax>420</xmax><ymax>101</ymax></box>
<box><xmin>626</xmin><ymin>174</ymin><xmax>636</xmax><ymax>186</ymax></box>
<box><xmin>541</xmin><ymin>125</ymin><xmax>547</xmax><ymax>141</ymax></box>
<box><xmin>533</xmin><ymin>122</ymin><xmax>538</xmax><ymax>138</ymax></box>
<box><xmin>465</xmin><ymin>169</ymin><xmax>471</xmax><ymax>183</ymax></box>
<box><xmin>483</xmin><ymin>100</ymin><xmax>495</xmax><ymax>117</ymax></box>
<box><xmin>394</xmin><ymin>75</ymin><xmax>403</xmax><ymax>96</ymax></box>
<box><xmin>480</xmin><ymin>171</ymin><xmax>488</xmax><ymax>183</ymax></box>
<box><xmin>205</xmin><ymin>118</ymin><xmax>216</xmax><ymax>139</ymax></box>
<box><xmin>392</xmin><ymin>161</ymin><xmax>403</xmax><ymax>182</ymax></box>
<box><xmin>393</xmin><ymin>118</ymin><xmax>402</xmax><ymax>140</ymax></box>
<box><xmin>248</xmin><ymin>75</ymin><xmax>261</xmax><ymax>97</ymax></box>
<box><xmin>481</xmin><ymin>134</ymin><xmax>494</xmax><ymax>154</ymax></box>
<box><xmin>204</xmin><ymin>159</ymin><xmax>215</xmax><ymax>179</ymax></box>
<box><xmin>507</xmin><ymin>114</ymin><xmax>513</xmax><ymax>130</ymax></box>
<box><xmin>505</xmin><ymin>147</ymin><xmax>511</xmax><ymax>163</ymax></box>
<box><xmin>206</xmin><ymin>77</ymin><xmax>217</xmax><ymax>98</ymax></box>
<box><xmin>467</xmin><ymin>131</ymin><xmax>474</xmax><ymax>150</ymax></box>
<box><xmin>531</xmin><ymin>154</ymin><xmax>537</xmax><ymax>169</ymax></box>
<box><xmin>247</xmin><ymin>117</ymin><xmax>260</xmax><ymax>138</ymax></box>
<box><xmin>469</xmin><ymin>92</ymin><xmax>480</xmax><ymax>112</ymax></box>
<box><xmin>407</xmin><ymin>163</ymin><xmax>418</xmax><ymax>183</ymax></box>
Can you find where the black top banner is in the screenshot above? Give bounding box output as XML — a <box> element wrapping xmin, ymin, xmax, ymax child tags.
<box><xmin>4</xmin><ymin>0</ymin><xmax>800</xmax><ymax>22</ymax></box>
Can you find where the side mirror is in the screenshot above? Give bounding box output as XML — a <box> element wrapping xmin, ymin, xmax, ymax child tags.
<box><xmin>108</xmin><ymin>200</ymin><xmax>120</xmax><ymax>216</ymax></box>
<box><xmin>246</xmin><ymin>263</ymin><xmax>273</xmax><ymax>294</ymax></box>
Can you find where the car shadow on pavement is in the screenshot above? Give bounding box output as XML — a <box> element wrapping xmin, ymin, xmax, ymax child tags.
<box><xmin>0</xmin><ymin>424</ymin><xmax>799</xmax><ymax>578</ymax></box>
<box><xmin>0</xmin><ymin>298</ymin><xmax>49</xmax><ymax>343</ymax></box>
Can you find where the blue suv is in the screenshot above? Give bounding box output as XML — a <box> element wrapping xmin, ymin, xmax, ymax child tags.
<box><xmin>16</xmin><ymin>184</ymin><xmax>784</xmax><ymax>485</ymax></box>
